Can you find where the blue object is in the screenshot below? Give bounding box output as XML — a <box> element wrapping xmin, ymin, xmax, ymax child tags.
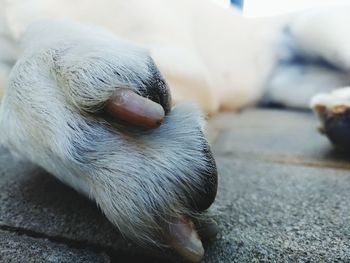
<box><xmin>230</xmin><ymin>0</ymin><xmax>243</xmax><ymax>9</ymax></box>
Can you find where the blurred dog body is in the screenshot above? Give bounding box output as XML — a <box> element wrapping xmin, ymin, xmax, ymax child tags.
<box><xmin>2</xmin><ymin>0</ymin><xmax>350</xmax><ymax>114</ymax></box>
<box><xmin>0</xmin><ymin>0</ymin><xmax>292</xmax><ymax>114</ymax></box>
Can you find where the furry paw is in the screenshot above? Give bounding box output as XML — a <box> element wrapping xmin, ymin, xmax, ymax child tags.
<box><xmin>0</xmin><ymin>21</ymin><xmax>218</xmax><ymax>262</ymax></box>
<box><xmin>311</xmin><ymin>87</ymin><xmax>350</xmax><ymax>150</ymax></box>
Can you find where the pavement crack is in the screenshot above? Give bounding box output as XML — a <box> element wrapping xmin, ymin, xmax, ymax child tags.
<box><xmin>0</xmin><ymin>224</ymin><xmax>121</xmax><ymax>261</ymax></box>
<box><xmin>0</xmin><ymin>224</ymin><xmax>164</xmax><ymax>262</ymax></box>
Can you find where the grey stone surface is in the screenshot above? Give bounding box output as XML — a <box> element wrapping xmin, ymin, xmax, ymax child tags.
<box><xmin>205</xmin><ymin>158</ymin><xmax>350</xmax><ymax>262</ymax></box>
<box><xmin>0</xmin><ymin>229</ymin><xmax>109</xmax><ymax>263</ymax></box>
<box><xmin>210</xmin><ymin>109</ymin><xmax>350</xmax><ymax>169</ymax></box>
<box><xmin>0</xmin><ymin>149</ymin><xmax>160</xmax><ymax>261</ymax></box>
<box><xmin>0</xmin><ymin>149</ymin><xmax>127</xmax><ymax>249</ymax></box>
<box><xmin>1</xmin><ymin>109</ymin><xmax>350</xmax><ymax>262</ymax></box>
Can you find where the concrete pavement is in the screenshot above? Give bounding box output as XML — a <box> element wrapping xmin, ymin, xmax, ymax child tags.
<box><xmin>1</xmin><ymin>109</ymin><xmax>350</xmax><ymax>262</ymax></box>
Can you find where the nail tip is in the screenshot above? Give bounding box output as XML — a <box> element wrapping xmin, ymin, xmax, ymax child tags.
<box><xmin>173</xmin><ymin>226</ymin><xmax>205</xmax><ymax>261</ymax></box>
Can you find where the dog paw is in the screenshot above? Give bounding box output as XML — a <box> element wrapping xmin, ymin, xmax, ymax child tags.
<box><xmin>0</xmin><ymin>21</ymin><xmax>218</xmax><ymax>262</ymax></box>
<box><xmin>311</xmin><ymin>87</ymin><xmax>350</xmax><ymax>150</ymax></box>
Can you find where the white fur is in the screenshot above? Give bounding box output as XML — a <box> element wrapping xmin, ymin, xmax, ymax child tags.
<box><xmin>0</xmin><ymin>20</ymin><xmax>216</xmax><ymax>246</ymax></box>
<box><xmin>310</xmin><ymin>87</ymin><xmax>350</xmax><ymax>109</ymax></box>
<box><xmin>290</xmin><ymin>8</ymin><xmax>350</xmax><ymax>70</ymax></box>
<box><xmin>265</xmin><ymin>64</ymin><xmax>350</xmax><ymax>108</ymax></box>
<box><xmin>1</xmin><ymin>0</ymin><xmax>350</xmax><ymax>251</ymax></box>
<box><xmin>2</xmin><ymin>2</ymin><xmax>350</xmax><ymax>112</ymax></box>
<box><xmin>1</xmin><ymin>0</ymin><xmax>289</xmax><ymax>113</ymax></box>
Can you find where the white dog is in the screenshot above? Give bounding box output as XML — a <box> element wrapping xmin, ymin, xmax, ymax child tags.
<box><xmin>1</xmin><ymin>0</ymin><xmax>350</xmax><ymax>261</ymax></box>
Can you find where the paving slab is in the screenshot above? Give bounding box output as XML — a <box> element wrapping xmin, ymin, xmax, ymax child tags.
<box><xmin>210</xmin><ymin>109</ymin><xmax>350</xmax><ymax>169</ymax></box>
<box><xmin>0</xmin><ymin>149</ymin><xmax>125</xmax><ymax>248</ymax></box>
<box><xmin>1</xmin><ymin>109</ymin><xmax>350</xmax><ymax>262</ymax></box>
<box><xmin>205</xmin><ymin>157</ymin><xmax>350</xmax><ymax>262</ymax></box>
<box><xmin>0</xmin><ymin>229</ymin><xmax>109</xmax><ymax>263</ymax></box>
<box><xmin>0</xmin><ymin>148</ymin><xmax>161</xmax><ymax>261</ymax></box>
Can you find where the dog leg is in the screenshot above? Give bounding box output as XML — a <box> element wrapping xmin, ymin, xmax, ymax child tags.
<box><xmin>0</xmin><ymin>20</ymin><xmax>217</xmax><ymax>262</ymax></box>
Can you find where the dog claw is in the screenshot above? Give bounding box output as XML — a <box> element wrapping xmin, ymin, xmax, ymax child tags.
<box><xmin>165</xmin><ymin>217</ymin><xmax>204</xmax><ymax>262</ymax></box>
<box><xmin>105</xmin><ymin>88</ymin><xmax>165</xmax><ymax>128</ymax></box>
